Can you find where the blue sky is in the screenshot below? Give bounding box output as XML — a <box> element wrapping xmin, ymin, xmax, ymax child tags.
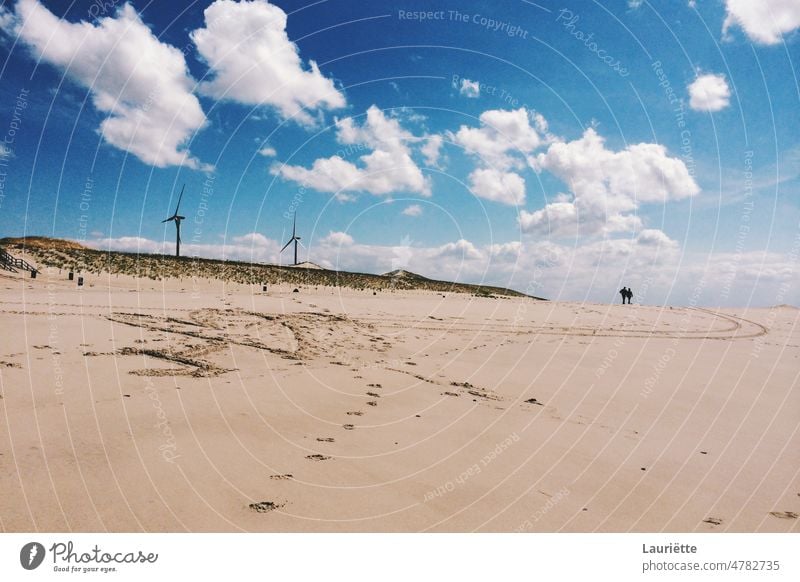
<box><xmin>0</xmin><ymin>0</ymin><xmax>798</xmax><ymax>306</ymax></box>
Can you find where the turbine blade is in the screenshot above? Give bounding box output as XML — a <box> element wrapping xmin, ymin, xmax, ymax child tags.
<box><xmin>161</xmin><ymin>218</ymin><xmax>171</xmax><ymax>223</ymax></box>
<box><xmin>174</xmin><ymin>184</ymin><xmax>185</xmax><ymax>215</ymax></box>
<box><xmin>292</xmin><ymin>212</ymin><xmax>296</xmax><ymax>237</ymax></box>
<box><xmin>280</xmin><ymin>239</ymin><xmax>292</xmax><ymax>253</ymax></box>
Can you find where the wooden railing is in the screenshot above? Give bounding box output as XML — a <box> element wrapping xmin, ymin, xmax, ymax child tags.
<box><xmin>0</xmin><ymin>247</ymin><xmax>37</xmax><ymax>273</ymax></box>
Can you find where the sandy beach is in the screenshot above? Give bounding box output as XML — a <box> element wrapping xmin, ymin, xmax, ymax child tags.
<box><xmin>0</xmin><ymin>265</ymin><xmax>797</xmax><ymax>533</ymax></box>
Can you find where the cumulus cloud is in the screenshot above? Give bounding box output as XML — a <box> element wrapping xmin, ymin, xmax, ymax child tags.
<box><xmin>88</xmin><ymin>232</ymin><xmax>282</xmax><ymax>263</ymax></box>
<box><xmin>421</xmin><ymin>134</ymin><xmax>443</xmax><ymax>167</ymax></box>
<box><xmin>523</xmin><ymin>128</ymin><xmax>699</xmax><ymax>236</ymax></box>
<box><xmin>458</xmin><ymin>78</ymin><xmax>481</xmax><ymax>98</ymax></box>
<box><xmin>722</xmin><ymin>0</ymin><xmax>800</xmax><ymax>45</ymax></box>
<box><xmin>488</xmin><ymin>241</ymin><xmax>522</xmax><ymax>259</ymax></box>
<box><xmin>273</xmin><ymin>105</ymin><xmax>431</xmax><ymax>197</ymax></box>
<box><xmin>320</xmin><ymin>231</ymin><xmax>354</xmax><ymax>246</ymax></box>
<box><xmin>191</xmin><ymin>0</ymin><xmax>345</xmax><ymax>125</ymax></box>
<box><xmin>85</xmin><ymin>228</ymin><xmax>799</xmax><ymax>306</ymax></box>
<box><xmin>688</xmin><ymin>73</ymin><xmax>731</xmax><ymax>112</ymax></box>
<box><xmin>451</xmin><ymin>108</ymin><xmax>546</xmax><ymax>171</ymax></box>
<box><xmin>258</xmin><ymin>144</ymin><xmax>277</xmax><ymax>157</ymax></box>
<box><xmin>402</xmin><ymin>204</ymin><xmax>423</xmax><ymax>216</ymax></box>
<box><xmin>468</xmin><ymin>167</ymin><xmax>526</xmax><ymax>206</ymax></box>
<box><xmin>435</xmin><ymin>239</ymin><xmax>483</xmax><ymax>261</ymax></box>
<box><xmin>9</xmin><ymin>0</ymin><xmax>209</xmax><ymax>169</ymax></box>
<box><xmin>450</xmin><ymin>107</ymin><xmax>552</xmax><ymax>206</ymax></box>
<box><xmin>0</xmin><ymin>5</ymin><xmax>14</xmax><ymax>31</ymax></box>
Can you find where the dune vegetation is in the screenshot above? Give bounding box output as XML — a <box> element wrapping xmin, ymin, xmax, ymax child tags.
<box><xmin>0</xmin><ymin>237</ymin><xmax>541</xmax><ymax>299</ymax></box>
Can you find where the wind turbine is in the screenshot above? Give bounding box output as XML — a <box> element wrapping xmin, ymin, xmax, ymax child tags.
<box><xmin>280</xmin><ymin>212</ymin><xmax>302</xmax><ymax>266</ymax></box>
<box><xmin>162</xmin><ymin>184</ymin><xmax>186</xmax><ymax>257</ymax></box>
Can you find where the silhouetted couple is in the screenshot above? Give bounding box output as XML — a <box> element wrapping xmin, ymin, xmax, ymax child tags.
<box><xmin>619</xmin><ymin>287</ymin><xmax>633</xmax><ymax>304</ymax></box>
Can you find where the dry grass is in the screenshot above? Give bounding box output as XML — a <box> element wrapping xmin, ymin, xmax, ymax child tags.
<box><xmin>1</xmin><ymin>237</ymin><xmax>542</xmax><ymax>298</ymax></box>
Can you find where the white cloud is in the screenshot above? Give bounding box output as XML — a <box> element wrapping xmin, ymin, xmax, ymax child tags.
<box><xmin>688</xmin><ymin>73</ymin><xmax>731</xmax><ymax>112</ymax></box>
<box><xmin>0</xmin><ymin>5</ymin><xmax>14</xmax><ymax>32</ymax></box>
<box><xmin>525</xmin><ymin>128</ymin><xmax>699</xmax><ymax>236</ymax></box>
<box><xmin>273</xmin><ymin>105</ymin><xmax>431</xmax><ymax>197</ymax></box>
<box><xmin>722</xmin><ymin>0</ymin><xmax>800</xmax><ymax>45</ymax></box>
<box><xmin>191</xmin><ymin>0</ymin><xmax>345</xmax><ymax>125</ymax></box>
<box><xmin>402</xmin><ymin>204</ymin><xmax>423</xmax><ymax>216</ymax></box>
<box><xmin>421</xmin><ymin>134</ymin><xmax>443</xmax><ymax>167</ymax></box>
<box><xmin>519</xmin><ymin>201</ymin><xmax>580</xmax><ymax>237</ymax></box>
<box><xmin>468</xmin><ymin>168</ymin><xmax>526</xmax><ymax>206</ymax></box>
<box><xmin>435</xmin><ymin>239</ymin><xmax>483</xmax><ymax>261</ymax></box>
<box><xmin>628</xmin><ymin>0</ymin><xmax>644</xmax><ymax>9</ymax></box>
<box><xmin>451</xmin><ymin>107</ymin><xmax>546</xmax><ymax>171</ymax></box>
<box><xmin>90</xmin><ymin>232</ymin><xmax>282</xmax><ymax>263</ymax></box>
<box><xmin>459</xmin><ymin>78</ymin><xmax>481</xmax><ymax>98</ymax></box>
<box><xmin>85</xmin><ymin>230</ymin><xmax>799</xmax><ymax>306</ymax></box>
<box><xmin>488</xmin><ymin>241</ymin><xmax>522</xmax><ymax>259</ymax></box>
<box><xmin>258</xmin><ymin>144</ymin><xmax>277</xmax><ymax>157</ymax></box>
<box><xmin>10</xmin><ymin>0</ymin><xmax>209</xmax><ymax>169</ymax></box>
<box><xmin>450</xmin><ymin>107</ymin><xmax>553</xmax><ymax>206</ymax></box>
<box><xmin>320</xmin><ymin>231</ymin><xmax>354</xmax><ymax>246</ymax></box>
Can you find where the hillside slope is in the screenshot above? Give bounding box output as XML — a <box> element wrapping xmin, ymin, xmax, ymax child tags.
<box><xmin>1</xmin><ymin>237</ymin><xmax>545</xmax><ymax>299</ymax></box>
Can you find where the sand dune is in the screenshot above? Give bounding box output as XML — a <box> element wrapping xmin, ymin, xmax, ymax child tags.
<box><xmin>0</xmin><ymin>261</ymin><xmax>797</xmax><ymax>532</ymax></box>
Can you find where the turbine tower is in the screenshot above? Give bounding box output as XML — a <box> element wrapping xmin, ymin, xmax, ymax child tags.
<box><xmin>162</xmin><ymin>184</ymin><xmax>186</xmax><ymax>257</ymax></box>
<box><xmin>281</xmin><ymin>212</ymin><xmax>302</xmax><ymax>266</ymax></box>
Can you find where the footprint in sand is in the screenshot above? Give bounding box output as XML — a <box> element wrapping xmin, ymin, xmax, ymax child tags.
<box><xmin>306</xmin><ymin>454</ymin><xmax>331</xmax><ymax>461</ymax></box>
<box><xmin>346</xmin><ymin>411</ymin><xmax>363</xmax><ymax>416</ymax></box>
<box><xmin>343</xmin><ymin>424</ymin><xmax>355</xmax><ymax>430</ymax></box>
<box><xmin>367</xmin><ymin>401</ymin><xmax>377</xmax><ymax>406</ymax></box>
<box><xmin>316</xmin><ymin>437</ymin><xmax>335</xmax><ymax>442</ymax></box>
<box><xmin>702</xmin><ymin>517</ymin><xmax>723</xmax><ymax>526</ymax></box>
<box><xmin>269</xmin><ymin>474</ymin><xmax>293</xmax><ymax>480</ymax></box>
<box><xmin>366</xmin><ymin>392</ymin><xmax>380</xmax><ymax>398</ymax></box>
<box><xmin>769</xmin><ymin>511</ymin><xmax>798</xmax><ymax>519</ymax></box>
<box><xmin>249</xmin><ymin>501</ymin><xmax>284</xmax><ymax>513</ymax></box>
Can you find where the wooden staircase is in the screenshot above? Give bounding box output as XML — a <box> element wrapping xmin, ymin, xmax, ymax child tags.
<box><xmin>0</xmin><ymin>247</ymin><xmax>38</xmax><ymax>274</ymax></box>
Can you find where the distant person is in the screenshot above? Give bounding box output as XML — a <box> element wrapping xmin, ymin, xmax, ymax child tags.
<box><xmin>625</xmin><ymin>288</ymin><xmax>633</xmax><ymax>304</ymax></box>
<box><xmin>619</xmin><ymin>287</ymin><xmax>627</xmax><ymax>304</ymax></box>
